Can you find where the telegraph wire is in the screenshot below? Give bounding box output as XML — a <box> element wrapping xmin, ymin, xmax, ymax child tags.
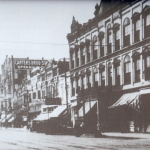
<box><xmin>0</xmin><ymin>24</ymin><xmax>146</xmax><ymax>46</ymax></box>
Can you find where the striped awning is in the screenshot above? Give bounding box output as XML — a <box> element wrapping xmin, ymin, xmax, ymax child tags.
<box><xmin>33</xmin><ymin>113</ymin><xmax>49</xmax><ymax>121</ymax></box>
<box><xmin>78</xmin><ymin>101</ymin><xmax>97</xmax><ymax>117</ymax></box>
<box><xmin>8</xmin><ymin>117</ymin><xmax>15</xmax><ymax>123</ymax></box>
<box><xmin>109</xmin><ymin>92</ymin><xmax>139</xmax><ymax>108</ymax></box>
<box><xmin>49</xmin><ymin>105</ymin><xmax>67</xmax><ymax>118</ymax></box>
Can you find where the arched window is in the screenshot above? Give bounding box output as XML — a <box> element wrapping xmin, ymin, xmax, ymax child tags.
<box><xmin>143</xmin><ymin>5</ymin><xmax>150</xmax><ymax>38</ymax></box>
<box><xmin>123</xmin><ymin>18</ymin><xmax>130</xmax><ymax>47</ymax></box>
<box><xmin>124</xmin><ymin>55</ymin><xmax>131</xmax><ymax>84</ymax></box>
<box><xmin>142</xmin><ymin>47</ymin><xmax>150</xmax><ymax>80</ymax></box>
<box><xmin>80</xmin><ymin>42</ymin><xmax>85</xmax><ymax>65</ymax></box>
<box><xmin>133</xmin><ymin>52</ymin><xmax>140</xmax><ymax>82</ymax></box>
<box><xmin>107</xmin><ymin>24</ymin><xmax>112</xmax><ymax>54</ymax></box>
<box><xmin>86</xmin><ymin>39</ymin><xmax>90</xmax><ymax>62</ymax></box>
<box><xmin>93</xmin><ymin>36</ymin><xmax>98</xmax><ymax>60</ymax></box>
<box><xmin>75</xmin><ymin>48</ymin><xmax>80</xmax><ymax>67</ymax></box>
<box><xmin>132</xmin><ymin>12</ymin><xmax>140</xmax><ymax>43</ymax></box>
<box><xmin>113</xmin><ymin>23</ymin><xmax>120</xmax><ymax>51</ymax></box>
<box><xmin>99</xmin><ymin>32</ymin><xmax>104</xmax><ymax>57</ymax></box>
<box><xmin>81</xmin><ymin>48</ymin><xmax>85</xmax><ymax>65</ymax></box>
<box><xmin>113</xmin><ymin>59</ymin><xmax>120</xmax><ymax>86</ymax></box>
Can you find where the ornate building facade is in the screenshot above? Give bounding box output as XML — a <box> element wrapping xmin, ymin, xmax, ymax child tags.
<box><xmin>67</xmin><ymin>0</ymin><xmax>150</xmax><ymax>132</ymax></box>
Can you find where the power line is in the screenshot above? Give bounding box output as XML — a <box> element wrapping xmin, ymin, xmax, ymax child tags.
<box><xmin>0</xmin><ymin>41</ymin><xmax>69</xmax><ymax>46</ymax></box>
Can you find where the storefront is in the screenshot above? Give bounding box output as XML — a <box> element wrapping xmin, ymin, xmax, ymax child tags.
<box><xmin>74</xmin><ymin>99</ymin><xmax>101</xmax><ymax>137</ymax></box>
<box><xmin>44</xmin><ymin>105</ymin><xmax>67</xmax><ymax>134</ymax></box>
<box><xmin>109</xmin><ymin>88</ymin><xmax>150</xmax><ymax>133</ymax></box>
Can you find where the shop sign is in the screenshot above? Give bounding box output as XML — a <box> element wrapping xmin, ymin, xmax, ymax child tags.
<box><xmin>14</xmin><ymin>59</ymin><xmax>47</xmax><ymax>70</ymax></box>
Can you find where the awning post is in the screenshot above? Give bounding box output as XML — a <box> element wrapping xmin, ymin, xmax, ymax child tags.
<box><xmin>96</xmin><ymin>100</ymin><xmax>100</xmax><ymax>131</ymax></box>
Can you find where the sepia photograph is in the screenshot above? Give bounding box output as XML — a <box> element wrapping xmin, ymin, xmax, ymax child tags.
<box><xmin>0</xmin><ymin>0</ymin><xmax>150</xmax><ymax>149</ymax></box>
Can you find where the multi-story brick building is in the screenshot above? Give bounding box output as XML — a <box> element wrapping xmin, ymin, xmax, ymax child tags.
<box><xmin>0</xmin><ymin>56</ymin><xmax>70</xmax><ymax>127</ymax></box>
<box><xmin>67</xmin><ymin>0</ymin><xmax>150</xmax><ymax>134</ymax></box>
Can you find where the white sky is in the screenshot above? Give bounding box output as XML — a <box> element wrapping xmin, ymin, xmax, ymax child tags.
<box><xmin>0</xmin><ymin>0</ymin><xmax>100</xmax><ymax>66</ymax></box>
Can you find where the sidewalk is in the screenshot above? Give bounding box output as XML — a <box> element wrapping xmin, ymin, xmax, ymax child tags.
<box><xmin>0</xmin><ymin>127</ymin><xmax>28</xmax><ymax>131</ymax></box>
<box><xmin>81</xmin><ymin>132</ymin><xmax>150</xmax><ymax>139</ymax></box>
<box><xmin>1</xmin><ymin>127</ymin><xmax>150</xmax><ymax>139</ymax></box>
<box><xmin>103</xmin><ymin>132</ymin><xmax>150</xmax><ymax>139</ymax></box>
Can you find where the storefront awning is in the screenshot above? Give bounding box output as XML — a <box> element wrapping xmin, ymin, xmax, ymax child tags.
<box><xmin>0</xmin><ymin>114</ymin><xmax>12</xmax><ymax>122</ymax></box>
<box><xmin>109</xmin><ymin>92</ymin><xmax>139</xmax><ymax>108</ymax></box>
<box><xmin>8</xmin><ymin>117</ymin><xmax>15</xmax><ymax>123</ymax></box>
<box><xmin>0</xmin><ymin>114</ymin><xmax>6</xmax><ymax>122</ymax></box>
<box><xmin>78</xmin><ymin>101</ymin><xmax>97</xmax><ymax>117</ymax></box>
<box><xmin>33</xmin><ymin>113</ymin><xmax>49</xmax><ymax>121</ymax></box>
<box><xmin>49</xmin><ymin>105</ymin><xmax>67</xmax><ymax>118</ymax></box>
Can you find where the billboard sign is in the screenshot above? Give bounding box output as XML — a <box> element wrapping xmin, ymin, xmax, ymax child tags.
<box><xmin>14</xmin><ymin>59</ymin><xmax>48</xmax><ymax>70</ymax></box>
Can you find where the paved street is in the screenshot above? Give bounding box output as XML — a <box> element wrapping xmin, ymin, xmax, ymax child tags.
<box><xmin>0</xmin><ymin>128</ymin><xmax>150</xmax><ymax>150</ymax></box>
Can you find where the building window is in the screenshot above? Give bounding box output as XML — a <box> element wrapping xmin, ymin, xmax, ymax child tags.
<box><xmin>71</xmin><ymin>51</ymin><xmax>75</xmax><ymax>69</ymax></box>
<box><xmin>107</xmin><ymin>24</ymin><xmax>112</xmax><ymax>54</ymax></box>
<box><xmin>132</xmin><ymin>12</ymin><xmax>141</xmax><ymax>43</ymax></box>
<box><xmin>87</xmin><ymin>73</ymin><xmax>91</xmax><ymax>89</ymax></box>
<box><xmin>114</xmin><ymin>63</ymin><xmax>120</xmax><ymax>86</ymax></box>
<box><xmin>108</xmin><ymin>63</ymin><xmax>112</xmax><ymax>86</ymax></box>
<box><xmin>113</xmin><ymin>23</ymin><xmax>120</xmax><ymax>51</ymax></box>
<box><xmin>8</xmin><ymin>85</ymin><xmax>11</xmax><ymax>94</ymax></box>
<box><xmin>144</xmin><ymin>55</ymin><xmax>150</xmax><ymax>80</ymax></box>
<box><xmin>76</xmin><ymin>77</ymin><xmax>80</xmax><ymax>94</ymax></box>
<box><xmin>143</xmin><ymin>6</ymin><xmax>150</xmax><ymax>38</ymax></box>
<box><xmin>81</xmin><ymin>75</ymin><xmax>85</xmax><ymax>89</ymax></box>
<box><xmin>87</xmin><ymin>45</ymin><xmax>90</xmax><ymax>62</ymax></box>
<box><xmin>38</xmin><ymin>90</ymin><xmax>41</xmax><ymax>99</ymax></box>
<box><xmin>33</xmin><ymin>92</ymin><xmax>36</xmax><ymax>99</ymax></box>
<box><xmin>71</xmin><ymin>78</ymin><xmax>75</xmax><ymax>96</ymax></box>
<box><xmin>93</xmin><ymin>36</ymin><xmax>98</xmax><ymax>60</ymax></box>
<box><xmin>76</xmin><ymin>49</ymin><xmax>80</xmax><ymax>67</ymax></box>
<box><xmin>81</xmin><ymin>47</ymin><xmax>85</xmax><ymax>65</ymax></box>
<box><xmin>42</xmin><ymin>90</ymin><xmax>45</xmax><ymax>99</ymax></box>
<box><xmin>145</xmin><ymin>14</ymin><xmax>150</xmax><ymax>38</ymax></box>
<box><xmin>85</xmin><ymin>39</ymin><xmax>90</xmax><ymax>63</ymax></box>
<box><xmin>94</xmin><ymin>72</ymin><xmax>98</xmax><ymax>87</ymax></box>
<box><xmin>123</xmin><ymin>18</ymin><xmax>130</xmax><ymax>47</ymax></box>
<box><xmin>133</xmin><ymin>53</ymin><xmax>141</xmax><ymax>83</ymax></box>
<box><xmin>99</xmin><ymin>32</ymin><xmax>104</xmax><ymax>57</ymax></box>
<box><xmin>124</xmin><ymin>55</ymin><xmax>131</xmax><ymax>85</ymax></box>
<box><xmin>100</xmin><ymin>66</ymin><xmax>105</xmax><ymax>88</ymax></box>
<box><xmin>135</xmin><ymin>19</ymin><xmax>140</xmax><ymax>42</ymax></box>
<box><xmin>115</xmin><ymin>29</ymin><xmax>120</xmax><ymax>51</ymax></box>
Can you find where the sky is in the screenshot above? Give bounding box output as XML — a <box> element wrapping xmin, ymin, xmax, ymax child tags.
<box><xmin>0</xmin><ymin>0</ymin><xmax>100</xmax><ymax>66</ymax></box>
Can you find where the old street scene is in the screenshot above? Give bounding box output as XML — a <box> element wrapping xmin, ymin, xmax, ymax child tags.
<box><xmin>0</xmin><ymin>0</ymin><xmax>150</xmax><ymax>149</ymax></box>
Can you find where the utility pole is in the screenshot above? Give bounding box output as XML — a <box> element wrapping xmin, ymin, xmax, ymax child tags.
<box><xmin>64</xmin><ymin>58</ymin><xmax>69</xmax><ymax>126</ymax></box>
<box><xmin>26</xmin><ymin>89</ymin><xmax>29</xmax><ymax>124</ymax></box>
<box><xmin>5</xmin><ymin>99</ymin><xmax>7</xmax><ymax>129</ymax></box>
